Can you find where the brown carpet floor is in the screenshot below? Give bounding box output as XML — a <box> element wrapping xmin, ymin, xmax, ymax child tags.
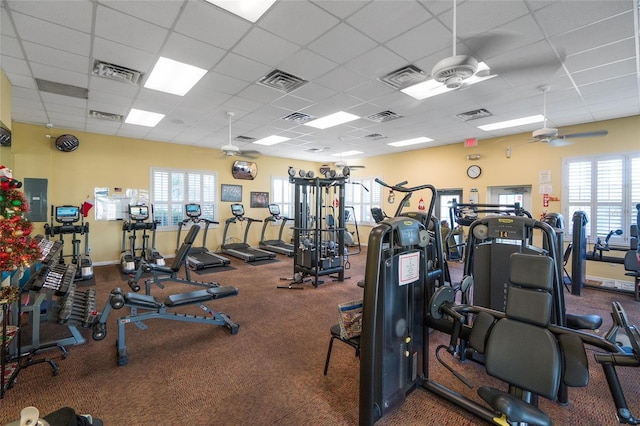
<box><xmin>1</xmin><ymin>249</ymin><xmax>638</xmax><ymax>425</ymax></box>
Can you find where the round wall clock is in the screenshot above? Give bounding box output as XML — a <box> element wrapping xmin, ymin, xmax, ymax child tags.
<box><xmin>467</xmin><ymin>164</ymin><xmax>481</xmax><ymax>179</ymax></box>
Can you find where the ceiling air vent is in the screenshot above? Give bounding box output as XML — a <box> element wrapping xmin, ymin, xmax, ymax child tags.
<box><xmin>258</xmin><ymin>69</ymin><xmax>308</xmax><ymax>93</ymax></box>
<box><xmin>235</xmin><ymin>135</ymin><xmax>256</xmax><ymax>142</ymax></box>
<box><xmin>305</xmin><ymin>147</ymin><xmax>330</xmax><ymax>153</ymax></box>
<box><xmin>367</xmin><ymin>111</ymin><xmax>402</xmax><ymax>123</ymax></box>
<box><xmin>35</xmin><ymin>79</ymin><xmax>88</xmax><ymax>99</ymax></box>
<box><xmin>93</xmin><ymin>60</ymin><xmax>143</xmax><ymax>85</ymax></box>
<box><xmin>281</xmin><ymin>112</ymin><xmax>315</xmax><ymax>124</ymax></box>
<box><xmin>89</xmin><ymin>110</ymin><xmax>123</xmax><ymax>122</ymax></box>
<box><xmin>456</xmin><ymin>108</ymin><xmax>492</xmax><ymax>122</ymax></box>
<box><xmin>364</xmin><ymin>133</ymin><xmax>387</xmax><ymax>141</ymax></box>
<box><xmin>379</xmin><ymin>65</ymin><xmax>426</xmax><ymax>90</ymax></box>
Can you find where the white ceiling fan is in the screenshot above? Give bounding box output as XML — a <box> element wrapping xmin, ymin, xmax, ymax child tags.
<box><xmin>220</xmin><ymin>112</ymin><xmax>260</xmax><ymax>159</ymax></box>
<box><xmin>406</xmin><ymin>0</ymin><xmax>565</xmax><ymax>99</ymax></box>
<box><xmin>531</xmin><ymin>86</ymin><xmax>608</xmax><ymax>146</ymax></box>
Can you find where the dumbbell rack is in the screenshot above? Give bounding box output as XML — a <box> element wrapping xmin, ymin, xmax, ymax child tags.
<box><xmin>5</xmin><ymin>236</ymin><xmax>98</xmax><ymax>389</ymax></box>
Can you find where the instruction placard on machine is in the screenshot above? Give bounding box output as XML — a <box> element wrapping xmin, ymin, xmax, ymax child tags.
<box><xmin>398</xmin><ymin>251</ymin><xmax>420</xmax><ymax>286</ymax></box>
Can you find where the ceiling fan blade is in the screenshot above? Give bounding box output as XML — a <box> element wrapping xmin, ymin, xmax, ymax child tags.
<box><xmin>348</xmin><ymin>165</ymin><xmax>366</xmax><ymax>169</ymax></box>
<box><xmin>488</xmin><ymin>46</ymin><xmax>566</xmax><ymax>79</ymax></box>
<box><xmin>548</xmin><ymin>138</ymin><xmax>573</xmax><ymax>147</ymax></box>
<box><xmin>560</xmin><ymin>130</ymin><xmax>608</xmax><ymax>139</ymax></box>
<box><xmin>461</xmin><ymin>29</ymin><xmax>522</xmax><ymax>60</ymax></box>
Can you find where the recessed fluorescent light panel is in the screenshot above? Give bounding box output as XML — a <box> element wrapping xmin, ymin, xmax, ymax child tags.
<box><xmin>478</xmin><ymin>114</ymin><xmax>545</xmax><ymax>131</ymax></box>
<box><xmin>204</xmin><ymin>0</ymin><xmax>276</xmax><ymax>23</ymax></box>
<box><xmin>387</xmin><ymin>137</ymin><xmax>433</xmax><ymax>147</ymax></box>
<box><xmin>401</xmin><ymin>62</ymin><xmax>495</xmax><ymax>100</ymax></box>
<box><xmin>304</xmin><ymin>111</ymin><xmax>360</xmax><ymax>129</ymax></box>
<box><xmin>253</xmin><ymin>135</ymin><xmax>290</xmax><ymax>146</ymax></box>
<box><xmin>333</xmin><ymin>151</ymin><xmax>363</xmax><ymax>157</ymax></box>
<box><xmin>125</xmin><ymin>108</ymin><xmax>165</xmax><ymax>127</ymax></box>
<box><xmin>144</xmin><ymin>57</ymin><xmax>207</xmax><ymax>96</ymax></box>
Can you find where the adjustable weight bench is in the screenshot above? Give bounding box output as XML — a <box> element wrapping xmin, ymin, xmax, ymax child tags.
<box><xmin>127</xmin><ymin>225</ymin><xmax>220</xmax><ymax>295</ymax></box>
<box><xmin>92</xmin><ymin>285</ymin><xmax>239</xmax><ymax>366</ymax></box>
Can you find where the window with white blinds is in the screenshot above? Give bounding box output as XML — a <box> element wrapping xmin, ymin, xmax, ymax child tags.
<box><xmin>270</xmin><ymin>176</ymin><xmax>294</xmax><ymax>219</ymax></box>
<box><xmin>345</xmin><ymin>177</ymin><xmax>382</xmax><ymax>225</ymax></box>
<box><xmin>151</xmin><ymin>168</ymin><xmax>218</xmax><ymax>229</ymax></box>
<box><xmin>563</xmin><ymin>152</ymin><xmax>640</xmax><ymax>245</ymax></box>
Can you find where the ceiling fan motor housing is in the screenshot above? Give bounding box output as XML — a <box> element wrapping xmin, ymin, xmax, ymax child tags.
<box><xmin>431</xmin><ymin>55</ymin><xmax>478</xmax><ymax>89</ymax></box>
<box><xmin>532</xmin><ymin>127</ymin><xmax>559</xmax><ymax>140</ymax></box>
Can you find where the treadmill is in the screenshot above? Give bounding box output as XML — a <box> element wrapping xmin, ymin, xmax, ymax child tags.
<box><xmin>221</xmin><ymin>203</ymin><xmax>276</xmax><ymax>262</ymax></box>
<box><xmin>259</xmin><ymin>204</ymin><xmax>294</xmax><ymax>257</ymax></box>
<box><xmin>177</xmin><ymin>203</ymin><xmax>231</xmax><ymax>270</ymax></box>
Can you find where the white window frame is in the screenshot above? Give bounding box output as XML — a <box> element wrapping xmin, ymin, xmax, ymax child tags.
<box><xmin>270</xmin><ymin>175</ymin><xmax>295</xmax><ymax>219</ymax></box>
<box><xmin>562</xmin><ymin>152</ymin><xmax>640</xmax><ymax>247</ymax></box>
<box><xmin>151</xmin><ymin>167</ymin><xmax>218</xmax><ymax>230</ymax></box>
<box><xmin>344</xmin><ymin>176</ymin><xmax>382</xmax><ymax>226</ymax></box>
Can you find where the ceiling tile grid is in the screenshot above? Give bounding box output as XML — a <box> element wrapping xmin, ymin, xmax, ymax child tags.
<box><xmin>0</xmin><ymin>0</ymin><xmax>637</xmax><ymax>163</ymax></box>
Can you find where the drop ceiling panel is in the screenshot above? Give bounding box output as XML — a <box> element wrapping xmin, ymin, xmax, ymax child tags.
<box><xmin>258</xmin><ymin>1</ymin><xmax>340</xmax><ymax>46</ymax></box>
<box><xmin>232</xmin><ymin>27</ymin><xmax>301</xmax><ymax>68</ymax></box>
<box><xmin>161</xmin><ymin>32</ymin><xmax>226</xmax><ymax>70</ymax></box>
<box><xmin>6</xmin><ymin>0</ymin><xmax>93</xmax><ymax>33</ymax></box>
<box><xmin>22</xmin><ymin>41</ymin><xmax>89</xmax><ymax>73</ymax></box>
<box><xmin>174</xmin><ymin>1</ymin><xmax>251</xmax><ymax>50</ymax></box>
<box><xmin>100</xmin><ymin>0</ymin><xmax>183</xmax><ymax>29</ymax></box>
<box><xmin>213</xmin><ymin>52</ymin><xmax>272</xmax><ymax>83</ymax></box>
<box><xmin>277</xmin><ymin>49</ymin><xmax>338</xmax><ymax>81</ymax></box>
<box><xmin>346</xmin><ymin>1</ymin><xmax>430</xmax><ymax>43</ymax></box>
<box><xmin>307</xmin><ymin>23</ymin><xmax>377</xmax><ymax>64</ymax></box>
<box><xmin>92</xmin><ymin>37</ymin><xmax>156</xmax><ymax>74</ymax></box>
<box><xmin>95</xmin><ymin>5</ymin><xmax>168</xmax><ymax>54</ymax></box>
<box><xmin>1</xmin><ymin>0</ymin><xmax>638</xmax><ymax>163</ymax></box>
<box><xmin>11</xmin><ymin>12</ymin><xmax>91</xmax><ymax>55</ymax></box>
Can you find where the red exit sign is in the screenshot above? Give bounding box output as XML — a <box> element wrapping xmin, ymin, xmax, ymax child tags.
<box><xmin>464</xmin><ymin>138</ymin><xmax>478</xmax><ymax>147</ymax></box>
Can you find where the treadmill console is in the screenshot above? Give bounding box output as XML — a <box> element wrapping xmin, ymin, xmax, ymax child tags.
<box><xmin>129</xmin><ymin>205</ymin><xmax>149</xmax><ymax>221</ymax></box>
<box><xmin>185</xmin><ymin>203</ymin><xmax>201</xmax><ymax>218</ymax></box>
<box><xmin>55</xmin><ymin>205</ymin><xmax>80</xmax><ymax>224</ymax></box>
<box><xmin>231</xmin><ymin>203</ymin><xmax>245</xmax><ymax>217</ymax></box>
<box><xmin>268</xmin><ymin>204</ymin><xmax>280</xmax><ymax>216</ymax></box>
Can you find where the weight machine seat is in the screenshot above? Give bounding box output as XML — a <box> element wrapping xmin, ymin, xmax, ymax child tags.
<box><xmin>478</xmin><ymin>253</ymin><xmax>589</xmax><ymax>426</ymax></box>
<box><xmin>124</xmin><ymin>286</ymin><xmax>238</xmax><ymax>309</ymax></box>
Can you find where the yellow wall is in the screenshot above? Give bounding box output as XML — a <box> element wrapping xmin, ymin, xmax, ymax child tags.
<box><xmin>11</xmin><ymin>121</ymin><xmax>317</xmax><ymax>263</ymax></box>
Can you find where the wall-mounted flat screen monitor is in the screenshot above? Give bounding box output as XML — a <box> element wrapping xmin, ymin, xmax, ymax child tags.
<box><xmin>231</xmin><ymin>203</ymin><xmax>244</xmax><ymax>217</ymax></box>
<box><xmin>268</xmin><ymin>204</ymin><xmax>280</xmax><ymax>216</ymax></box>
<box><xmin>185</xmin><ymin>203</ymin><xmax>201</xmax><ymax>218</ymax></box>
<box><xmin>129</xmin><ymin>205</ymin><xmax>149</xmax><ymax>221</ymax></box>
<box><xmin>55</xmin><ymin>205</ymin><xmax>80</xmax><ymax>223</ymax></box>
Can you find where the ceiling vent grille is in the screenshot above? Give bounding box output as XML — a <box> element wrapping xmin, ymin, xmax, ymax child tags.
<box><xmin>89</xmin><ymin>110</ymin><xmax>123</xmax><ymax>122</ymax></box>
<box><xmin>306</xmin><ymin>147</ymin><xmax>330</xmax><ymax>153</ymax></box>
<box><xmin>92</xmin><ymin>60</ymin><xmax>143</xmax><ymax>85</ymax></box>
<box><xmin>281</xmin><ymin>112</ymin><xmax>315</xmax><ymax>124</ymax></box>
<box><xmin>235</xmin><ymin>135</ymin><xmax>256</xmax><ymax>142</ymax></box>
<box><xmin>258</xmin><ymin>69</ymin><xmax>308</xmax><ymax>93</ymax></box>
<box><xmin>379</xmin><ymin>65</ymin><xmax>426</xmax><ymax>90</ymax></box>
<box><xmin>456</xmin><ymin>108</ymin><xmax>492</xmax><ymax>121</ymax></box>
<box><xmin>364</xmin><ymin>133</ymin><xmax>387</xmax><ymax>141</ymax></box>
<box><xmin>35</xmin><ymin>79</ymin><xmax>88</xmax><ymax>99</ymax></box>
<box><xmin>366</xmin><ymin>111</ymin><xmax>402</xmax><ymax>123</ymax></box>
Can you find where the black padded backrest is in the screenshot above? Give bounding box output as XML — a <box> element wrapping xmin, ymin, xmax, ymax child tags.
<box><xmin>507</xmin><ymin>253</ymin><xmax>554</xmax><ymax>327</ymax></box>
<box><xmin>170</xmin><ymin>226</ymin><xmax>199</xmax><ymax>271</ymax></box>
<box><xmin>485</xmin><ymin>252</ymin><xmax>561</xmax><ymax>399</ymax></box>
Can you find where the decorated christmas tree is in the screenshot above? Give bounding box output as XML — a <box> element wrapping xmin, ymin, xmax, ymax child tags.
<box><xmin>0</xmin><ymin>166</ymin><xmax>41</xmax><ymax>302</ymax></box>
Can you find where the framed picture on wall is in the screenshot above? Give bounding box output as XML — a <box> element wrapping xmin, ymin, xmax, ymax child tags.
<box><xmin>250</xmin><ymin>192</ymin><xmax>269</xmax><ymax>208</ymax></box>
<box><xmin>221</xmin><ymin>184</ymin><xmax>242</xmax><ymax>202</ymax></box>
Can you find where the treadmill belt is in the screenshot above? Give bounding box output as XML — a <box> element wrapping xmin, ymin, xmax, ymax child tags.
<box><xmin>248</xmin><ymin>259</ymin><xmax>280</xmax><ymax>267</ymax></box>
<box><xmin>192</xmin><ymin>265</ymin><xmax>236</xmax><ymax>275</ymax></box>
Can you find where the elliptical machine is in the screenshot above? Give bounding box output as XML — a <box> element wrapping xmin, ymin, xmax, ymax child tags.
<box><xmin>44</xmin><ymin>205</ymin><xmax>93</xmax><ymax>281</ymax></box>
<box><xmin>120</xmin><ymin>204</ymin><xmax>165</xmax><ymax>274</ymax></box>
